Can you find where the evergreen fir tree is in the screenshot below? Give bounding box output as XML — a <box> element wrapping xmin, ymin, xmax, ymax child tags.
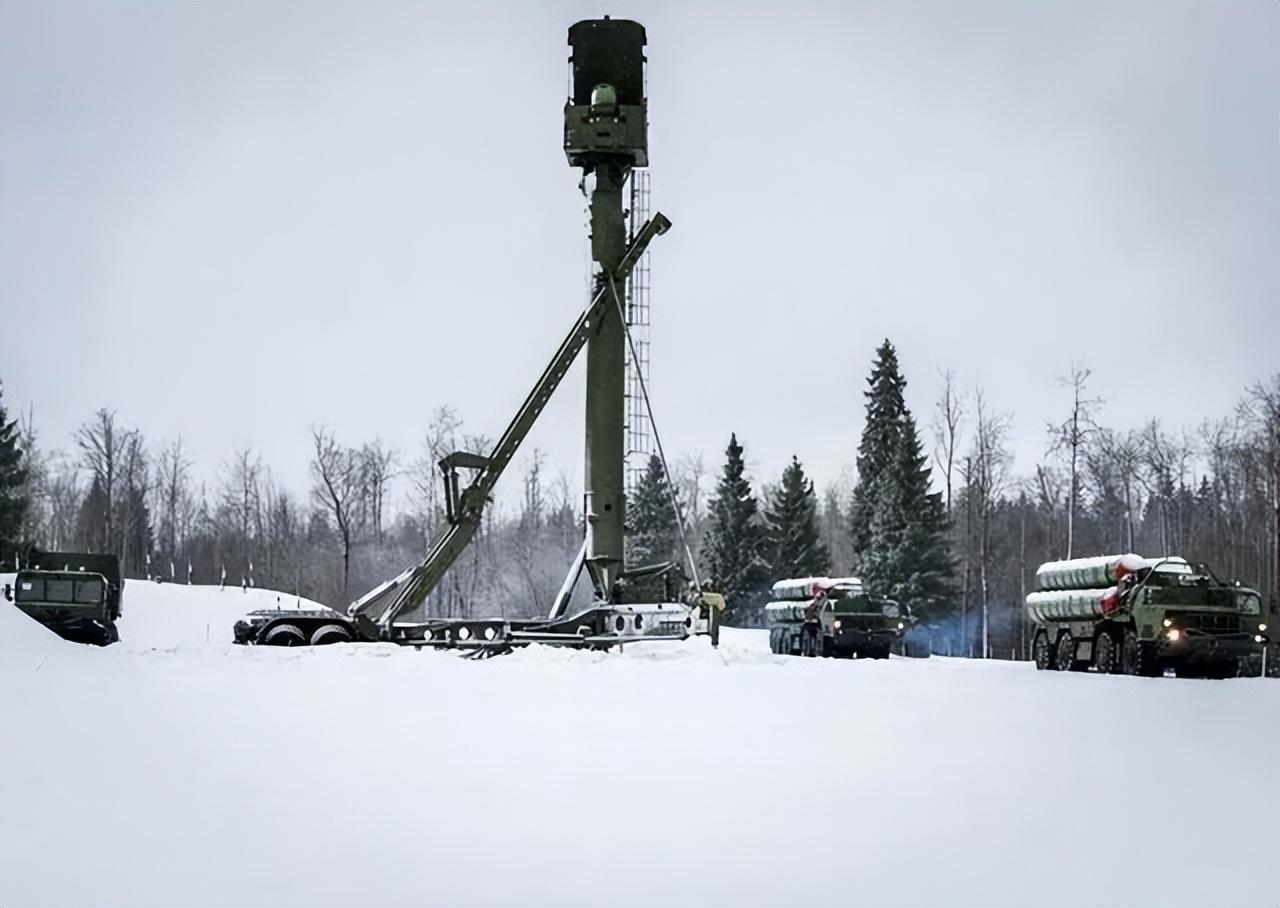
<box><xmin>0</xmin><ymin>383</ymin><xmax>29</xmax><ymax>562</ymax></box>
<box><xmin>849</xmin><ymin>341</ymin><xmax>954</xmax><ymax>617</ymax></box>
<box><xmin>849</xmin><ymin>340</ymin><xmax>909</xmax><ymax>557</ymax></box>
<box><xmin>763</xmin><ymin>456</ymin><xmax>829</xmax><ymax>578</ymax></box>
<box><xmin>78</xmin><ymin>477</ymin><xmax>109</xmax><ymax>553</ymax></box>
<box><xmin>703</xmin><ymin>433</ymin><xmax>768</xmax><ymax>625</ymax></box>
<box><xmin>627</xmin><ymin>454</ymin><xmax>680</xmax><ymax>566</ymax></box>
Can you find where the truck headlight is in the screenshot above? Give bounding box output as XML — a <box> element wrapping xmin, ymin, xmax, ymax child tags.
<box><xmin>897</xmin><ymin>622</ymin><xmax>905</xmax><ymax>630</ymax></box>
<box><xmin>833</xmin><ymin>620</ymin><xmax>842</xmax><ymax>629</ymax></box>
<box><xmin>1166</xmin><ymin>629</ymin><xmax>1180</xmax><ymax>642</ymax></box>
<box><xmin>1256</xmin><ymin>635</ymin><xmax>1266</xmax><ymax>644</ymax></box>
<box><xmin>1162</xmin><ymin>618</ymin><xmax>1173</xmax><ymax>628</ymax></box>
<box><xmin>1260</xmin><ymin>623</ymin><xmax>1267</xmax><ymax>632</ymax></box>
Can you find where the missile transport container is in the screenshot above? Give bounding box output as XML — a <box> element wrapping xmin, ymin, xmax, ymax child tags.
<box><xmin>1027</xmin><ymin>554</ymin><xmax>1268</xmax><ymax>678</ymax></box>
<box><xmin>766</xmin><ymin>577</ymin><xmax>924</xmax><ymax>659</ymax></box>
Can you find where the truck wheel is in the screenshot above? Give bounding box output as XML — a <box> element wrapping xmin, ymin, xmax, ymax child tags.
<box><xmin>1093</xmin><ymin>628</ymin><xmax>1120</xmax><ymax>674</ymax></box>
<box><xmin>1054</xmin><ymin>632</ymin><xmax>1076</xmax><ymax>671</ymax></box>
<box><xmin>1201</xmin><ymin>661</ymin><xmax>1234</xmax><ymax>680</ymax></box>
<box><xmin>263</xmin><ymin>623</ymin><xmax>307</xmax><ymax>647</ymax></box>
<box><xmin>1121</xmin><ymin>628</ymin><xmax>1159</xmax><ymax>677</ymax></box>
<box><xmin>310</xmin><ymin>624</ymin><xmax>353</xmax><ymax>645</ymax></box>
<box><xmin>1033</xmin><ymin>631</ymin><xmax>1054</xmax><ymax>670</ymax></box>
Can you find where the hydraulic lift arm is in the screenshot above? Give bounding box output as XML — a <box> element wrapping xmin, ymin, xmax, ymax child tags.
<box><xmin>348</xmin><ymin>213</ymin><xmax>672</xmax><ymax>638</ymax></box>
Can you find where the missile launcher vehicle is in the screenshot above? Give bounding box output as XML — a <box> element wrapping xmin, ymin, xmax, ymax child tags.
<box><xmin>766</xmin><ymin>577</ymin><xmax>925</xmax><ymax>659</ymax></box>
<box><xmin>231</xmin><ymin>18</ymin><xmax>722</xmax><ymax>653</ymax></box>
<box><xmin>1027</xmin><ymin>554</ymin><xmax>1268</xmax><ymax>678</ymax></box>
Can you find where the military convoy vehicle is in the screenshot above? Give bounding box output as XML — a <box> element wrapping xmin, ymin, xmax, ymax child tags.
<box><xmin>1027</xmin><ymin>554</ymin><xmax>1268</xmax><ymax>678</ymax></box>
<box><xmin>766</xmin><ymin>577</ymin><xmax>924</xmax><ymax>659</ymax></box>
<box><xmin>3</xmin><ymin>551</ymin><xmax>124</xmax><ymax>646</ymax></box>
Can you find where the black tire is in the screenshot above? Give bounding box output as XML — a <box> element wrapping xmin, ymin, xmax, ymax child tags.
<box><xmin>1054</xmin><ymin>632</ymin><xmax>1076</xmax><ymax>671</ymax></box>
<box><xmin>1201</xmin><ymin>661</ymin><xmax>1235</xmax><ymax>681</ymax></box>
<box><xmin>1121</xmin><ymin>628</ymin><xmax>1160</xmax><ymax>677</ymax></box>
<box><xmin>310</xmin><ymin>623</ymin><xmax>353</xmax><ymax>646</ymax></box>
<box><xmin>1033</xmin><ymin>631</ymin><xmax>1054</xmax><ymax>670</ymax></box>
<box><xmin>868</xmin><ymin>640</ymin><xmax>891</xmax><ymax>660</ymax></box>
<box><xmin>1093</xmin><ymin>628</ymin><xmax>1120</xmax><ymax>674</ymax></box>
<box><xmin>263</xmin><ymin>623</ymin><xmax>307</xmax><ymax>647</ymax></box>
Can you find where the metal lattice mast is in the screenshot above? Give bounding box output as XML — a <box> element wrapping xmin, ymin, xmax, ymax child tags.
<box><xmin>624</xmin><ymin>169</ymin><xmax>652</xmax><ymax>497</ymax></box>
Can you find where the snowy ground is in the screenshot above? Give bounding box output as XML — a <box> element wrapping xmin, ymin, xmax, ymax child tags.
<box><xmin>2</xmin><ymin>577</ymin><xmax>1277</xmax><ymax>908</ymax></box>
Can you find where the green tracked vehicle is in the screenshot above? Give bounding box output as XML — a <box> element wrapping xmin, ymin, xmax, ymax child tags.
<box><xmin>1027</xmin><ymin>554</ymin><xmax>1268</xmax><ymax>679</ymax></box>
<box><xmin>3</xmin><ymin>550</ymin><xmax>124</xmax><ymax>646</ymax></box>
<box><xmin>766</xmin><ymin>577</ymin><xmax>927</xmax><ymax>659</ymax></box>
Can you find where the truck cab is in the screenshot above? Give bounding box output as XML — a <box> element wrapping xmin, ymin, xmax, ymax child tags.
<box><xmin>4</xmin><ymin>551</ymin><xmax>124</xmax><ymax>646</ymax></box>
<box><xmin>1129</xmin><ymin>559</ymin><xmax>1266</xmax><ymax>676</ymax></box>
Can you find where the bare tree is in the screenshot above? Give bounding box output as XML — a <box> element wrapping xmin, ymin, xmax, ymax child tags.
<box><xmin>117</xmin><ymin>431</ymin><xmax>150</xmax><ymax>575</ymax></box>
<box><xmin>1046</xmin><ymin>365</ymin><xmax>1101</xmax><ymax>558</ymax></box>
<box><xmin>1093</xmin><ymin>428</ymin><xmax>1147</xmax><ymax>552</ymax></box>
<box><xmin>43</xmin><ymin>458</ymin><xmax>81</xmax><ymax>551</ymax></box>
<box><xmin>1242</xmin><ymin>374</ymin><xmax>1279</xmax><ymax>597</ymax></box>
<box><xmin>932</xmin><ymin>368</ymin><xmax>966</xmax><ymax>515</ymax></box>
<box><xmin>219</xmin><ymin>448</ymin><xmax>262</xmax><ymax>544</ymax></box>
<box><xmin>75</xmin><ymin>408</ymin><xmax>126</xmax><ymax>552</ymax></box>
<box><xmin>156</xmin><ymin>438</ymin><xmax>193</xmax><ymax>563</ymax></box>
<box><xmin>413</xmin><ymin>405</ymin><xmax>463</xmax><ymax>544</ymax></box>
<box><xmin>310</xmin><ymin>427</ymin><xmax>361</xmax><ymax>597</ymax></box>
<box><xmin>359</xmin><ymin>439</ymin><xmax>398</xmax><ymax>548</ymax></box>
<box><xmin>970</xmin><ymin>388</ymin><xmax>1011</xmax><ymax>658</ymax></box>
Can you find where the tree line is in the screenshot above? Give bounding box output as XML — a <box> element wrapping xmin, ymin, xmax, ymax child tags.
<box><xmin>1</xmin><ymin>352</ymin><xmax>1276</xmax><ymax>658</ymax></box>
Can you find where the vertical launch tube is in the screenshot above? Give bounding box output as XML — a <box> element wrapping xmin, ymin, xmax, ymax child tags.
<box><xmin>564</xmin><ymin>18</ymin><xmax>649</xmax><ymax>596</ymax></box>
<box><xmin>584</xmin><ymin>163</ymin><xmax>627</xmax><ymax>589</ymax></box>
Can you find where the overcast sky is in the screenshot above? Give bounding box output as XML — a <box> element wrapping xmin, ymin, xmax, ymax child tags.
<box><xmin>2</xmin><ymin>2</ymin><xmax>1276</xmax><ymax>510</ymax></box>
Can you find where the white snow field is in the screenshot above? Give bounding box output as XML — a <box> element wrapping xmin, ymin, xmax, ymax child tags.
<box><xmin>2</xmin><ymin>578</ymin><xmax>1278</xmax><ymax>908</ymax></box>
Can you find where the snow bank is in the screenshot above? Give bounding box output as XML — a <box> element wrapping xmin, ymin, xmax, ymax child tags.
<box><xmin>0</xmin><ymin>573</ymin><xmax>70</xmax><ymax>669</ymax></box>
<box><xmin>115</xmin><ymin>580</ymin><xmax>328</xmax><ymax>650</ymax></box>
<box><xmin>2</xmin><ymin>581</ymin><xmax>1277</xmax><ymax>908</ymax></box>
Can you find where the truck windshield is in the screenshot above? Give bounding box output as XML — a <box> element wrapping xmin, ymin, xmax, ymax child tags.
<box><xmin>14</xmin><ymin>575</ymin><xmax>104</xmax><ymax>605</ymax></box>
<box><xmin>15</xmin><ymin>577</ymin><xmax>45</xmax><ymax>602</ymax></box>
<box><xmin>74</xmin><ymin>578</ymin><xmax>105</xmax><ymax>604</ymax></box>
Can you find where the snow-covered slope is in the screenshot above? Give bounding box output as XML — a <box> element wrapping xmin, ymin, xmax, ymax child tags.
<box><xmin>2</xmin><ymin>579</ymin><xmax>1277</xmax><ymax>907</ymax></box>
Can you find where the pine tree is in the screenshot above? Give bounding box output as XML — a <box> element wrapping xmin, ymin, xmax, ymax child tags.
<box><xmin>764</xmin><ymin>456</ymin><xmax>829</xmax><ymax>578</ymax></box>
<box><xmin>850</xmin><ymin>340</ymin><xmax>909</xmax><ymax>557</ymax></box>
<box><xmin>627</xmin><ymin>454</ymin><xmax>680</xmax><ymax>566</ymax></box>
<box><xmin>78</xmin><ymin>477</ymin><xmax>110</xmax><ymax>553</ymax></box>
<box><xmin>0</xmin><ymin>383</ymin><xmax>29</xmax><ymax>562</ymax></box>
<box><xmin>703</xmin><ymin>433</ymin><xmax>768</xmax><ymax>624</ymax></box>
<box><xmin>849</xmin><ymin>341</ymin><xmax>954</xmax><ymax>617</ymax></box>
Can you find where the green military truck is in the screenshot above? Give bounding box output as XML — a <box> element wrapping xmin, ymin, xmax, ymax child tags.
<box><xmin>3</xmin><ymin>551</ymin><xmax>124</xmax><ymax>646</ymax></box>
<box><xmin>1027</xmin><ymin>554</ymin><xmax>1268</xmax><ymax>679</ymax></box>
<box><xmin>766</xmin><ymin>576</ymin><xmax>923</xmax><ymax>659</ymax></box>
